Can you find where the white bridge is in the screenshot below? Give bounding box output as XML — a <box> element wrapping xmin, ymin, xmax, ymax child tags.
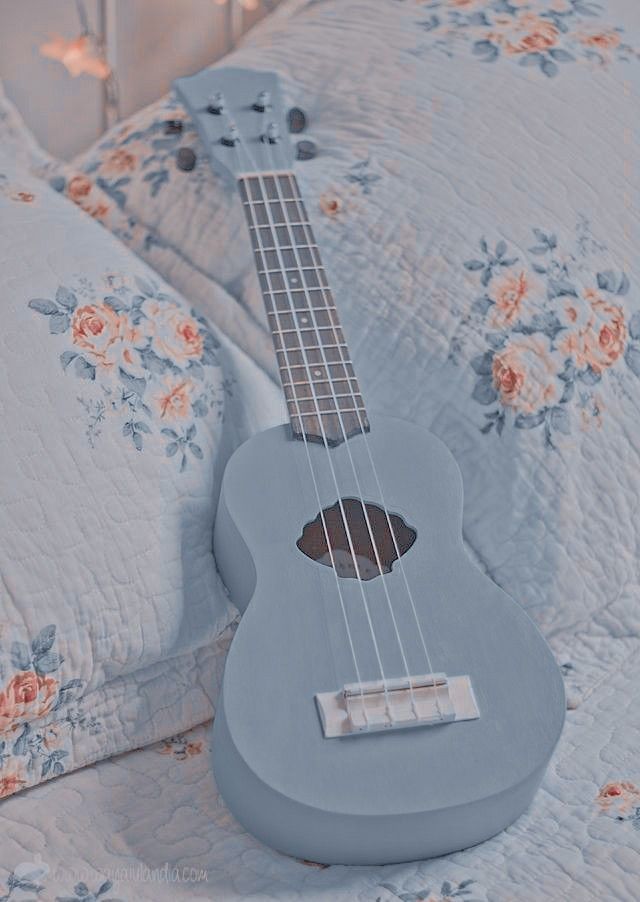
<box><xmin>315</xmin><ymin>673</ymin><xmax>480</xmax><ymax>739</ymax></box>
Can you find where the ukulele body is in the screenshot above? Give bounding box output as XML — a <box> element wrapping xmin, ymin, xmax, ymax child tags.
<box><xmin>212</xmin><ymin>415</ymin><xmax>565</xmax><ymax>865</ymax></box>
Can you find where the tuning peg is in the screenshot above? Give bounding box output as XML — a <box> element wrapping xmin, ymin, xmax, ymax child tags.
<box><xmin>207</xmin><ymin>92</ymin><xmax>225</xmax><ymax>115</ymax></box>
<box><xmin>296</xmin><ymin>139</ymin><xmax>317</xmax><ymax>161</ymax></box>
<box><xmin>252</xmin><ymin>90</ymin><xmax>271</xmax><ymax>113</ymax></box>
<box><xmin>176</xmin><ymin>147</ymin><xmax>197</xmax><ymax>171</ymax></box>
<box><xmin>262</xmin><ymin>122</ymin><xmax>280</xmax><ymax>144</ymax></box>
<box><xmin>287</xmin><ymin>107</ymin><xmax>307</xmax><ymax>134</ymax></box>
<box><xmin>221</xmin><ymin>123</ymin><xmax>240</xmax><ymax>147</ymax></box>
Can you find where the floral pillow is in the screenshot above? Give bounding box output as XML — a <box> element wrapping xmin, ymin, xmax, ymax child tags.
<box><xmin>40</xmin><ymin>105</ymin><xmax>277</xmax><ymax>379</ymax></box>
<box><xmin>0</xmin><ymin>150</ymin><xmax>238</xmax><ymax>799</ymax></box>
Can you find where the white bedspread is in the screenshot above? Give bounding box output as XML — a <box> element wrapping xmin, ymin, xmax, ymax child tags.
<box><xmin>1</xmin><ymin>645</ymin><xmax>638</xmax><ymax>901</ymax></box>
<box><xmin>2</xmin><ymin>0</ymin><xmax>640</xmax><ymax>897</ymax></box>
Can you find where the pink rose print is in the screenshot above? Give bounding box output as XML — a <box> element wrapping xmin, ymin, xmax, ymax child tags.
<box><xmin>459</xmin><ymin>225</ymin><xmax>635</xmax><ymax>445</ymax></box>
<box><xmin>100</xmin><ymin>145</ymin><xmax>139</xmax><ymax>176</ymax></box>
<box><xmin>156</xmin><ymin>733</ymin><xmax>204</xmax><ymax>759</ymax></box>
<box><xmin>0</xmin><ymin>765</ymin><xmax>27</xmax><ymax>799</ymax></box>
<box><xmin>0</xmin><ymin>624</ymin><xmax>92</xmax><ymax>800</ymax></box>
<box><xmin>142</xmin><ymin>299</ymin><xmax>204</xmax><ymax>366</ymax></box>
<box><xmin>410</xmin><ymin>1</ymin><xmax>638</xmax><ymax>77</ymax></box>
<box><xmin>29</xmin><ymin>274</ymin><xmax>221</xmax><ymax>468</ymax></box>
<box><xmin>0</xmin><ymin>671</ymin><xmax>58</xmax><ymax>732</ymax></box>
<box><xmin>596</xmin><ymin>781</ymin><xmax>640</xmax><ymax>828</ymax></box>
<box><xmin>490</xmin><ymin>270</ymin><xmax>531</xmax><ymax>328</ymax></box>
<box><xmin>154</xmin><ymin>376</ymin><xmax>194</xmax><ymax>421</ymax></box>
<box><xmin>559</xmin><ymin>293</ymin><xmax>626</xmax><ymax>374</ymax></box>
<box><xmin>492</xmin><ymin>335</ymin><xmax>560</xmax><ymax>414</ymax></box>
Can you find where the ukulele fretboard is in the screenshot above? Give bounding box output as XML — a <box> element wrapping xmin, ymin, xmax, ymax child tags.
<box><xmin>238</xmin><ymin>171</ymin><xmax>368</xmax><ymax>446</ymax></box>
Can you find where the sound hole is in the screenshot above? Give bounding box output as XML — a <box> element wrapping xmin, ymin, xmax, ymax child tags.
<box><xmin>297</xmin><ymin>499</ymin><xmax>416</xmax><ymax>581</ymax></box>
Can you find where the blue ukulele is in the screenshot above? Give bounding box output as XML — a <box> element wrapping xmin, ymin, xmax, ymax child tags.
<box><xmin>175</xmin><ymin>68</ymin><xmax>565</xmax><ymax>865</ymax></box>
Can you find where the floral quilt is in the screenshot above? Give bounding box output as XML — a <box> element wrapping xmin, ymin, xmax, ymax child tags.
<box><xmin>2</xmin><ymin>0</ymin><xmax>640</xmax><ymax>897</ymax></box>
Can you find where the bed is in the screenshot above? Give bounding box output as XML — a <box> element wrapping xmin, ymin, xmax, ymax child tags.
<box><xmin>1</xmin><ymin>0</ymin><xmax>639</xmax><ymax>898</ymax></box>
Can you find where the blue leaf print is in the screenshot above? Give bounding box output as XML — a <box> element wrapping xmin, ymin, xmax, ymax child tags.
<box><xmin>470</xmin><ymin>351</ymin><xmax>494</xmax><ymax>376</ymax></box>
<box><xmin>472</xmin><ymin>40</ymin><xmax>499</xmax><ymax>61</ymax></box>
<box><xmin>60</xmin><ymin>350</ymin><xmax>78</xmax><ymax>370</ymax></box>
<box><xmin>515</xmin><ymin>410</ymin><xmax>547</xmax><ymax>429</ymax></box>
<box><xmin>49</xmin><ymin>313</ymin><xmax>70</xmax><ymax>334</ymax></box>
<box><xmin>10</xmin><ymin>641</ymin><xmax>31</xmax><ymax>671</ymax></box>
<box><xmin>629</xmin><ymin>312</ymin><xmax>640</xmax><ymax>341</ymax></box>
<box><xmin>472</xmin><ymin>376</ymin><xmax>498</xmax><ymax>405</ymax></box>
<box><xmin>103</xmin><ymin>295</ymin><xmax>129</xmax><ymax>313</ymax></box>
<box><xmin>549</xmin><ymin>406</ymin><xmax>570</xmax><ymax>434</ymax></box>
<box><xmin>549</xmin><ymin>48</ymin><xmax>575</xmax><ymax>62</ymax></box>
<box><xmin>625</xmin><ymin>345</ymin><xmax>640</xmax><ymax>377</ymax></box>
<box><xmin>34</xmin><ymin>652</ymin><xmax>64</xmax><ymax>675</ymax></box>
<box><xmin>29</xmin><ymin>298</ymin><xmax>58</xmax><ymax>315</ymax></box>
<box><xmin>55</xmin><ymin>287</ymin><xmax>77</xmax><ymax>310</ymax></box>
<box><xmin>74</xmin><ymin>357</ymin><xmax>96</xmax><ymax>380</ymax></box>
<box><xmin>118</xmin><ymin>367</ymin><xmax>146</xmax><ymax>397</ymax></box>
<box><xmin>473</xmin><ymin>295</ymin><xmax>494</xmax><ymax>315</ymax></box>
<box><xmin>578</xmin><ymin>366</ymin><xmax>601</xmax><ymax>385</ymax></box>
<box><xmin>417</xmin><ymin>14</ymin><xmax>439</xmax><ymax>32</ymax></box>
<box><xmin>31</xmin><ymin>625</ymin><xmax>56</xmax><ymax>657</ymax></box>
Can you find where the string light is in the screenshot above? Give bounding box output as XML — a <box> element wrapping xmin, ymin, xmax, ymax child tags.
<box><xmin>39</xmin><ymin>0</ymin><xmax>119</xmax><ymax>126</ymax></box>
<box><xmin>40</xmin><ymin>34</ymin><xmax>111</xmax><ymax>80</ymax></box>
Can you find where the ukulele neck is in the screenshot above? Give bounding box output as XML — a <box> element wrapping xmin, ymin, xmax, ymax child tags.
<box><xmin>238</xmin><ymin>171</ymin><xmax>368</xmax><ymax>447</ymax></box>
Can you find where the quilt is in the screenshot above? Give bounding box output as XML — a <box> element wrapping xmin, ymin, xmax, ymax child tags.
<box><xmin>2</xmin><ymin>0</ymin><xmax>640</xmax><ymax>897</ymax></box>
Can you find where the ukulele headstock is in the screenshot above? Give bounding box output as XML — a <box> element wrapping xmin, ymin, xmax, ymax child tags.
<box><xmin>174</xmin><ymin>67</ymin><xmax>293</xmax><ymax>185</ymax></box>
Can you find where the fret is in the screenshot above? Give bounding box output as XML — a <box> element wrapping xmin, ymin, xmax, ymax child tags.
<box><xmin>238</xmin><ymin>170</ymin><xmax>368</xmax><ymax>445</ymax></box>
<box><xmin>278</xmin><ymin>360</ymin><xmax>356</xmax><ymax>376</ymax></box>
<box><xmin>272</xmin><ymin>325</ymin><xmax>341</xmax><ymax>336</ymax></box>
<box><xmin>243</xmin><ymin>200</ymin><xmax>311</xmax><ymax>229</ymax></box>
<box><xmin>262</xmin><ymin>294</ymin><xmax>334</xmax><ymax>316</ymax></box>
<box><xmin>275</xmin><ymin>341</ymin><xmax>348</xmax><ymax>354</ymax></box>
<box><xmin>266</xmin><ymin>307</ymin><xmax>338</xmax><ymax>318</ymax></box>
<box><xmin>275</xmin><ymin>348</ymin><xmax>350</xmax><ymax>368</ymax></box>
<box><xmin>282</xmin><ymin>375</ymin><xmax>359</xmax><ymax>389</ymax></box>
<box><xmin>291</xmin><ymin>392</ymin><xmax>362</xmax><ymax>402</ymax></box>
<box><xmin>258</xmin><ymin>266</ymin><xmax>326</xmax><ymax>276</ymax></box>
<box><xmin>288</xmin><ymin>406</ymin><xmax>368</xmax><ymax>417</ymax></box>
<box><xmin>285</xmin><ymin>397</ymin><xmax>366</xmax><ymax>414</ymax></box>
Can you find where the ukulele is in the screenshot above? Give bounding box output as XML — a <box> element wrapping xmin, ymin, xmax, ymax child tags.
<box><xmin>175</xmin><ymin>68</ymin><xmax>565</xmax><ymax>865</ymax></box>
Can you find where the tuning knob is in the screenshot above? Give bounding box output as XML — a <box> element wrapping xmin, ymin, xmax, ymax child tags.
<box><xmin>296</xmin><ymin>139</ymin><xmax>317</xmax><ymax>161</ymax></box>
<box><xmin>207</xmin><ymin>92</ymin><xmax>225</xmax><ymax>115</ymax></box>
<box><xmin>164</xmin><ymin>119</ymin><xmax>183</xmax><ymax>135</ymax></box>
<box><xmin>262</xmin><ymin>122</ymin><xmax>280</xmax><ymax>144</ymax></box>
<box><xmin>221</xmin><ymin>123</ymin><xmax>240</xmax><ymax>147</ymax></box>
<box><xmin>252</xmin><ymin>90</ymin><xmax>271</xmax><ymax>113</ymax></box>
<box><xmin>176</xmin><ymin>147</ymin><xmax>197</xmax><ymax>171</ymax></box>
<box><xmin>287</xmin><ymin>107</ymin><xmax>307</xmax><ymax>134</ymax></box>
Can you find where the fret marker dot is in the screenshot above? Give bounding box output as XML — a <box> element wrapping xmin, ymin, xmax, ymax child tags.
<box><xmin>314</xmin><ymin>369</ymin><xmax>322</xmax><ymax>377</ymax></box>
<box><xmin>301</xmin><ymin>316</ymin><xmax>308</xmax><ymax>324</ymax></box>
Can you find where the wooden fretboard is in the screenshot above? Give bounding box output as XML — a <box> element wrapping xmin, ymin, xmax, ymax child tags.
<box><xmin>238</xmin><ymin>172</ymin><xmax>368</xmax><ymax>447</ymax></box>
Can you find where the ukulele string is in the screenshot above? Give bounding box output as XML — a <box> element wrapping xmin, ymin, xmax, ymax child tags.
<box><xmin>239</xmin><ymin>131</ymin><xmax>396</xmax><ymax>718</ymax></box>
<box><xmin>230</xmin><ymin>135</ymin><xmax>373</xmax><ymax>724</ymax></box>
<box><xmin>281</xmin><ymin>172</ymin><xmax>442</xmax><ymax>716</ymax></box>
<box><xmin>264</xmin><ymin>143</ymin><xmax>420</xmax><ymax>717</ymax></box>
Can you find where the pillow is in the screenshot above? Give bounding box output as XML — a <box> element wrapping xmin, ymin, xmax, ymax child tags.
<box><xmin>0</xmin><ymin>149</ymin><xmax>263</xmax><ymax>800</ymax></box>
<box><xmin>42</xmin><ymin>92</ymin><xmax>278</xmax><ymax>380</ymax></box>
<box><xmin>0</xmin><ymin>82</ymin><xmax>51</xmax><ymax>172</ymax></box>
